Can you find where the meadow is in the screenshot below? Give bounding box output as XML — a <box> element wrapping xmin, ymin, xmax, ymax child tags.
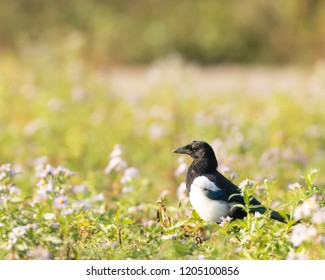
<box><xmin>0</xmin><ymin>47</ymin><xmax>324</xmax><ymax>259</ymax></box>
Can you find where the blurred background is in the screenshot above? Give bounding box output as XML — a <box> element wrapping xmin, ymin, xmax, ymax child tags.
<box><xmin>1</xmin><ymin>0</ymin><xmax>325</xmax><ymax>64</ymax></box>
<box><xmin>1</xmin><ymin>0</ymin><xmax>325</xmax><ymax>199</ymax></box>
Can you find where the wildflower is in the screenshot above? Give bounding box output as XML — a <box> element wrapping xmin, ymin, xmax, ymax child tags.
<box><xmin>288</xmin><ymin>182</ymin><xmax>302</xmax><ymax>190</ymax></box>
<box><xmin>53</xmin><ymin>195</ymin><xmax>69</xmax><ymax>209</ymax></box>
<box><xmin>148</xmin><ymin>123</ymin><xmax>167</xmax><ymax>139</ymax></box>
<box><xmin>71</xmin><ymin>86</ymin><xmax>85</xmax><ymax>102</ymax></box>
<box><xmin>72</xmin><ymin>185</ymin><xmax>87</xmax><ymax>194</ymax></box>
<box><xmin>26</xmin><ymin>224</ymin><xmax>38</xmax><ymax>230</ymax></box>
<box><xmin>141</xmin><ymin>220</ymin><xmax>155</xmax><ymax>227</ymax></box>
<box><xmin>11</xmin><ymin>226</ymin><xmax>27</xmax><ymax>238</ymax></box>
<box><xmin>236</xmin><ymin>247</ymin><xmax>243</xmax><ymax>253</ymax></box>
<box><xmin>238</xmin><ymin>179</ymin><xmax>256</xmax><ymax>190</ymax></box>
<box><xmin>161</xmin><ymin>233</ymin><xmax>177</xmax><ymax>240</ymax></box>
<box><xmin>104</xmin><ymin>157</ymin><xmax>127</xmax><ymax>174</ymax></box>
<box><xmin>177</xmin><ymin>182</ymin><xmax>188</xmax><ymax>203</ymax></box>
<box><xmin>111</xmin><ymin>241</ymin><xmax>118</xmax><ymax>248</ymax></box>
<box><xmin>91</xmin><ymin>193</ymin><xmax>104</xmax><ymax>202</ymax></box>
<box><xmin>254</xmin><ymin>212</ymin><xmax>262</xmax><ymax>218</ymax></box>
<box><xmin>0</xmin><ymin>163</ymin><xmax>15</xmax><ymax>180</ymax></box>
<box><xmin>197</xmin><ymin>254</ymin><xmax>205</xmax><ymax>260</ymax></box>
<box><xmin>174</xmin><ymin>156</ymin><xmax>187</xmax><ymax>177</ymax></box>
<box><xmin>121</xmin><ymin>186</ymin><xmax>134</xmax><ymax>193</ymax></box>
<box><xmin>110</xmin><ymin>144</ymin><xmax>123</xmax><ymax>158</ymax></box>
<box><xmin>36</xmin><ymin>179</ymin><xmax>54</xmax><ymax>200</ymax></box>
<box><xmin>312</xmin><ymin>208</ymin><xmax>325</xmax><ymax>224</ymax></box>
<box><xmin>120</xmin><ymin>167</ymin><xmax>139</xmax><ymax>184</ymax></box>
<box><xmin>293</xmin><ymin>196</ymin><xmax>318</xmax><ymax>220</ymax></box>
<box><xmin>75</xmin><ymin>200</ymin><xmax>90</xmax><ymax>211</ymax></box>
<box><xmin>39</xmin><ymin>164</ymin><xmax>55</xmax><ymax>178</ymax></box>
<box><xmin>219</xmin><ymin>216</ymin><xmax>233</xmax><ymax>227</ymax></box>
<box><xmin>61</xmin><ymin>208</ymin><xmax>74</xmax><ymax>216</ymax></box>
<box><xmin>55</xmin><ymin>166</ymin><xmax>76</xmax><ymax>177</ymax></box>
<box><xmin>27</xmin><ymin>248</ymin><xmax>51</xmax><ymax>260</ymax></box>
<box><xmin>0</xmin><ymin>195</ymin><xmax>6</xmax><ymax>204</ymax></box>
<box><xmin>238</xmin><ymin>179</ymin><xmax>256</xmax><ymax>195</ymax></box>
<box><xmin>286</xmin><ymin>251</ymin><xmax>309</xmax><ymax>260</ymax></box>
<box><xmin>290</xmin><ymin>224</ymin><xmax>317</xmax><ymax>246</ymax></box>
<box><xmin>6</xmin><ymin>237</ymin><xmax>17</xmax><ymax>250</ymax></box>
<box><xmin>9</xmin><ymin>185</ymin><xmax>21</xmax><ymax>195</ymax></box>
<box><xmin>50</xmin><ymin>222</ymin><xmax>60</xmax><ymax>228</ymax></box>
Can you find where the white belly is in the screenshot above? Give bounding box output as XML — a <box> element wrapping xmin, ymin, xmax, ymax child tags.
<box><xmin>189</xmin><ymin>176</ymin><xmax>231</xmax><ymax>223</ymax></box>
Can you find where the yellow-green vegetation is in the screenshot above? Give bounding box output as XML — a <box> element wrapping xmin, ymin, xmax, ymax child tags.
<box><xmin>1</xmin><ymin>0</ymin><xmax>325</xmax><ymax>64</ymax></box>
<box><xmin>0</xmin><ymin>50</ymin><xmax>324</xmax><ymax>259</ymax></box>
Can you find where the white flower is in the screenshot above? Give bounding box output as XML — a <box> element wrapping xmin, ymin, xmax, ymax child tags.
<box><xmin>161</xmin><ymin>233</ymin><xmax>177</xmax><ymax>240</ymax></box>
<box><xmin>120</xmin><ymin>167</ymin><xmax>138</xmax><ymax>184</ymax></box>
<box><xmin>288</xmin><ymin>183</ymin><xmax>302</xmax><ymax>190</ymax></box>
<box><xmin>290</xmin><ymin>224</ymin><xmax>317</xmax><ymax>246</ymax></box>
<box><xmin>72</xmin><ymin>185</ymin><xmax>87</xmax><ymax>194</ymax></box>
<box><xmin>11</xmin><ymin>226</ymin><xmax>27</xmax><ymax>238</ymax></box>
<box><xmin>148</xmin><ymin>123</ymin><xmax>167</xmax><ymax>139</ymax></box>
<box><xmin>220</xmin><ymin>216</ymin><xmax>233</xmax><ymax>227</ymax></box>
<box><xmin>26</xmin><ymin>224</ymin><xmax>38</xmax><ymax>230</ymax></box>
<box><xmin>286</xmin><ymin>251</ymin><xmax>309</xmax><ymax>260</ymax></box>
<box><xmin>312</xmin><ymin>208</ymin><xmax>325</xmax><ymax>224</ymax></box>
<box><xmin>121</xmin><ymin>186</ymin><xmax>134</xmax><ymax>193</ymax></box>
<box><xmin>104</xmin><ymin>157</ymin><xmax>127</xmax><ymax>174</ymax></box>
<box><xmin>177</xmin><ymin>182</ymin><xmax>188</xmax><ymax>203</ymax></box>
<box><xmin>174</xmin><ymin>156</ymin><xmax>187</xmax><ymax>177</ymax></box>
<box><xmin>238</xmin><ymin>179</ymin><xmax>256</xmax><ymax>190</ymax></box>
<box><xmin>110</xmin><ymin>144</ymin><xmax>123</xmax><ymax>158</ymax></box>
<box><xmin>36</xmin><ymin>180</ymin><xmax>54</xmax><ymax>200</ymax></box>
<box><xmin>55</xmin><ymin>166</ymin><xmax>76</xmax><ymax>177</ymax></box>
<box><xmin>62</xmin><ymin>208</ymin><xmax>74</xmax><ymax>216</ymax></box>
<box><xmin>39</xmin><ymin>164</ymin><xmax>54</xmax><ymax>178</ymax></box>
<box><xmin>91</xmin><ymin>193</ymin><xmax>104</xmax><ymax>202</ymax></box>
<box><xmin>54</xmin><ymin>195</ymin><xmax>69</xmax><ymax>209</ymax></box>
<box><xmin>9</xmin><ymin>185</ymin><xmax>21</xmax><ymax>195</ymax></box>
<box><xmin>27</xmin><ymin>248</ymin><xmax>51</xmax><ymax>260</ymax></box>
<box><xmin>75</xmin><ymin>200</ymin><xmax>90</xmax><ymax>210</ymax></box>
<box><xmin>6</xmin><ymin>237</ymin><xmax>17</xmax><ymax>250</ymax></box>
<box><xmin>254</xmin><ymin>212</ymin><xmax>262</xmax><ymax>218</ymax></box>
<box><xmin>293</xmin><ymin>196</ymin><xmax>318</xmax><ymax>220</ymax></box>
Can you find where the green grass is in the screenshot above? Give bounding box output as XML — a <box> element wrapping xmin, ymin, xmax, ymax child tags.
<box><xmin>0</xmin><ymin>52</ymin><xmax>324</xmax><ymax>259</ymax></box>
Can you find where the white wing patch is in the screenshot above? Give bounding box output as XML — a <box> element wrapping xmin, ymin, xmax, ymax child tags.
<box><xmin>189</xmin><ymin>176</ymin><xmax>232</xmax><ymax>223</ymax></box>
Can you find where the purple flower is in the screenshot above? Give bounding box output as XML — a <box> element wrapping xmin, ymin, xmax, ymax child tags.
<box><xmin>120</xmin><ymin>167</ymin><xmax>139</xmax><ymax>184</ymax></box>
<box><xmin>220</xmin><ymin>216</ymin><xmax>233</xmax><ymax>227</ymax></box>
<box><xmin>54</xmin><ymin>195</ymin><xmax>69</xmax><ymax>209</ymax></box>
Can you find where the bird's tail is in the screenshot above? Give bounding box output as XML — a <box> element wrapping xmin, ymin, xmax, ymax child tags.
<box><xmin>252</xmin><ymin>207</ymin><xmax>292</xmax><ymax>223</ymax></box>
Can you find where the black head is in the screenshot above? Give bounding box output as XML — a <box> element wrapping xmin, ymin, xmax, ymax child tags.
<box><xmin>173</xmin><ymin>140</ymin><xmax>218</xmax><ymax>168</ymax></box>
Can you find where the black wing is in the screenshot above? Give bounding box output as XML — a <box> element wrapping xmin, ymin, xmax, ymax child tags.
<box><xmin>205</xmin><ymin>171</ymin><xmax>263</xmax><ymax>206</ymax></box>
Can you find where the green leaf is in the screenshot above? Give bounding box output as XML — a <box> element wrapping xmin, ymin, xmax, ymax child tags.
<box><xmin>43</xmin><ymin>213</ymin><xmax>56</xmax><ymax>220</ymax></box>
<box><xmin>10</xmin><ymin>197</ymin><xmax>24</xmax><ymax>203</ymax></box>
<box><xmin>16</xmin><ymin>243</ymin><xmax>28</xmax><ymax>251</ymax></box>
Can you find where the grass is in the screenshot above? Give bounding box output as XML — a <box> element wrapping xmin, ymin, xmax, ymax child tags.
<box><xmin>0</xmin><ymin>50</ymin><xmax>324</xmax><ymax>259</ymax></box>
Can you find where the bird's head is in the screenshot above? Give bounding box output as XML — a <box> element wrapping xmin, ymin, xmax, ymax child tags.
<box><xmin>173</xmin><ymin>140</ymin><xmax>217</xmax><ymax>165</ymax></box>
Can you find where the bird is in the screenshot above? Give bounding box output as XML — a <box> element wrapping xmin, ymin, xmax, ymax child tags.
<box><xmin>173</xmin><ymin>140</ymin><xmax>290</xmax><ymax>224</ymax></box>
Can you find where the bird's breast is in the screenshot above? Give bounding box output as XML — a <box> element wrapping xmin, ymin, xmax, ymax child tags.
<box><xmin>189</xmin><ymin>176</ymin><xmax>231</xmax><ymax>223</ymax></box>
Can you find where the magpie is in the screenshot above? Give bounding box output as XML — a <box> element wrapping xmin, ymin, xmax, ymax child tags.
<box><xmin>173</xmin><ymin>140</ymin><xmax>290</xmax><ymax>224</ymax></box>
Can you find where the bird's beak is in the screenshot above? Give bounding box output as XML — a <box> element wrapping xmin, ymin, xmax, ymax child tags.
<box><xmin>173</xmin><ymin>145</ymin><xmax>191</xmax><ymax>155</ymax></box>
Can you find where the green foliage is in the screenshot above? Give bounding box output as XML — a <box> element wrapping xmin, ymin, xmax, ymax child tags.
<box><xmin>1</xmin><ymin>0</ymin><xmax>325</xmax><ymax>63</ymax></box>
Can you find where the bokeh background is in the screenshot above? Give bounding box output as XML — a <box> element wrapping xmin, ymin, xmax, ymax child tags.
<box><xmin>1</xmin><ymin>0</ymin><xmax>325</xmax><ymax>64</ymax></box>
<box><xmin>1</xmin><ymin>0</ymin><xmax>325</xmax><ymax>189</ymax></box>
<box><xmin>1</xmin><ymin>0</ymin><xmax>325</xmax><ymax>260</ymax></box>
